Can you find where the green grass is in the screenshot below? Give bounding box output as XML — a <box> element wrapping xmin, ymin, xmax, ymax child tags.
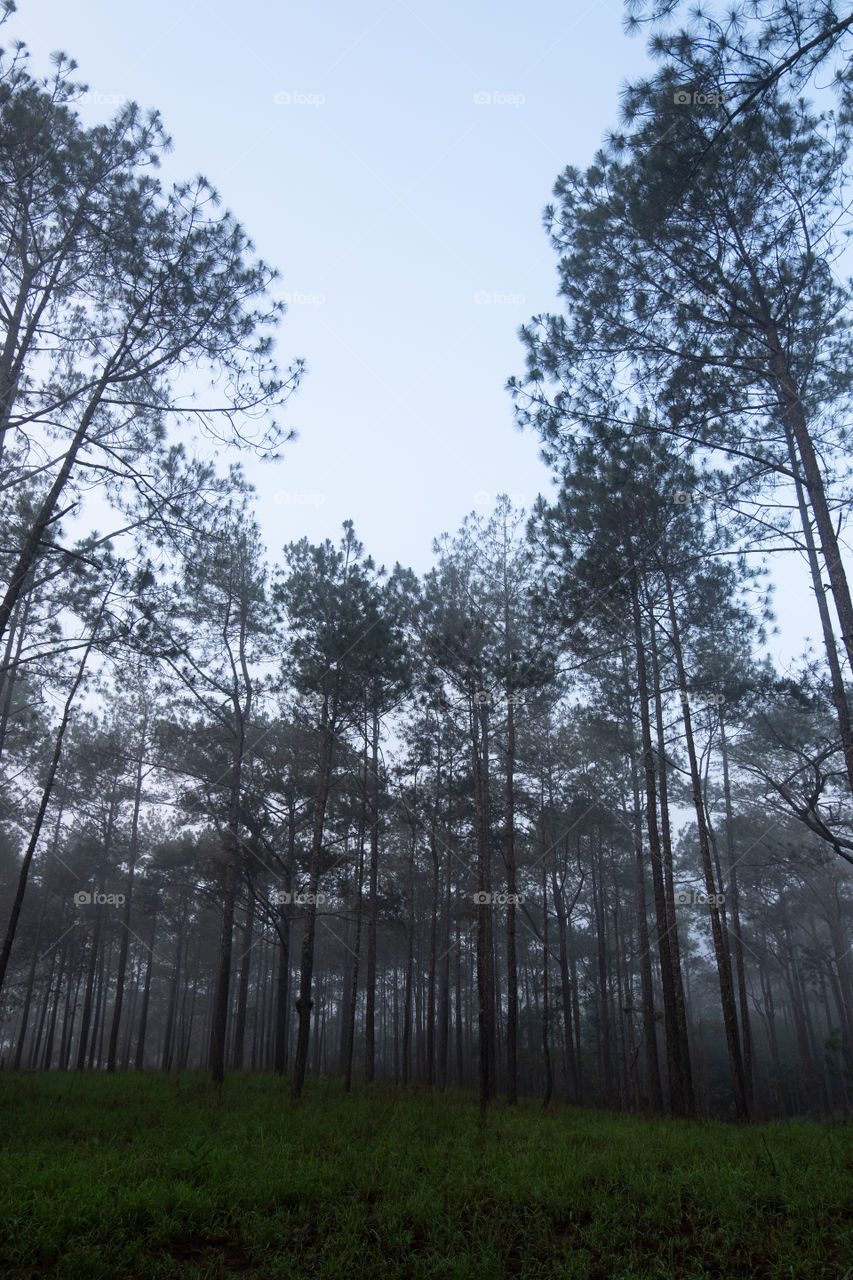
<box><xmin>1</xmin><ymin>1074</ymin><xmax>852</xmax><ymax>1278</ymax></box>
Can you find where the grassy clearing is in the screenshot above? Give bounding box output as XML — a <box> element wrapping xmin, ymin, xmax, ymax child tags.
<box><xmin>0</xmin><ymin>1073</ymin><xmax>851</xmax><ymax>1278</ymax></box>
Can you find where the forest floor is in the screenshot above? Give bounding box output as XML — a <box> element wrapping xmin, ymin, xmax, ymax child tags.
<box><xmin>0</xmin><ymin>1072</ymin><xmax>851</xmax><ymax>1278</ymax></box>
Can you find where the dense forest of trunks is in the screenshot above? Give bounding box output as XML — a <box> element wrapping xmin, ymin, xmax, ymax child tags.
<box><xmin>2</xmin><ymin>0</ymin><xmax>853</xmax><ymax>1122</ymax></box>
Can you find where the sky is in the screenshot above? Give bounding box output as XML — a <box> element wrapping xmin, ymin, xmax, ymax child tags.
<box><xmin>17</xmin><ymin>0</ymin><xmax>832</xmax><ymax>671</ymax></box>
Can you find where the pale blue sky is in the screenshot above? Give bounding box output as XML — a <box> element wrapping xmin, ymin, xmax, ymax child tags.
<box><xmin>20</xmin><ymin>0</ymin><xmax>825</xmax><ymax>669</ymax></box>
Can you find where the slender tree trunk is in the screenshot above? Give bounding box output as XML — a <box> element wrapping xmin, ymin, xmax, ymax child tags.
<box><xmin>13</xmin><ymin>883</ymin><xmax>48</xmax><ymax>1070</ymax></box>
<box><xmin>769</xmin><ymin>324</ymin><xmax>853</xmax><ymax>677</ymax></box>
<box><xmin>161</xmin><ymin>900</ymin><xmax>187</xmax><ymax>1071</ymax></box>
<box><xmin>273</xmin><ymin>800</ymin><xmax>296</xmax><ymax>1075</ymax></box>
<box><xmin>648</xmin><ymin>618</ymin><xmax>694</xmax><ymax>1113</ymax></box>
<box><xmin>426</xmin><ymin>756</ymin><xmax>440</xmax><ymax>1087</ymax></box>
<box><xmin>344</xmin><ymin>829</ymin><xmax>365</xmax><ymax>1093</ymax></box>
<box><xmin>135</xmin><ymin>905</ymin><xmax>158</xmax><ymax>1070</ymax></box>
<box><xmin>628</xmin><ymin>564</ymin><xmax>692</xmax><ymax>1116</ymax></box>
<box><xmin>719</xmin><ymin>715</ymin><xmax>755</xmax><ymax>1112</ymax></box>
<box><xmin>472</xmin><ymin>693</ymin><xmax>493</xmax><ymax>1110</ymax></box>
<box><xmin>436</xmin><ymin>783</ymin><xmax>452</xmax><ymax>1092</ymax></box>
<box><xmin>89</xmin><ymin>929</ymin><xmax>109</xmax><ymax>1068</ymax></box>
<box><xmin>209</xmin><ymin>850</ymin><xmax>238</xmax><ymax>1086</ymax></box>
<box><xmin>402</xmin><ymin>819</ymin><xmax>416</xmax><ymax>1086</ymax></box>
<box><xmin>0</xmin><ymin>370</ymin><xmax>113</xmax><ymax>653</ymax></box>
<box><xmin>29</xmin><ymin>940</ymin><xmax>58</xmax><ymax>1069</ymax></box>
<box><xmin>781</xmin><ymin>416</ymin><xmax>853</xmax><ymax>796</ymax></box>
<box><xmin>551</xmin><ymin>859</ymin><xmax>582</xmax><ymax>1104</ymax></box>
<box><xmin>505</xmin><ymin>694</ymin><xmax>519</xmax><ymax>1104</ymax></box>
<box><xmin>589</xmin><ymin>831</ymin><xmax>612</xmax><ymax>1102</ymax></box>
<box><xmin>364</xmin><ymin>707</ymin><xmax>380</xmax><ymax>1083</ymax></box>
<box><xmin>826</xmin><ymin>882</ymin><xmax>853</xmax><ymax>1065</ymax></box>
<box><xmin>542</xmin><ymin>852</ymin><xmax>553</xmax><ymax>1107</ymax></box>
<box><xmin>663</xmin><ymin>568</ymin><xmax>748</xmax><ymax>1119</ymax></box>
<box><xmin>107</xmin><ymin>717</ymin><xmax>147</xmax><ymax>1072</ymax></box>
<box><xmin>292</xmin><ymin>714</ymin><xmax>335</xmax><ymax>1100</ymax></box>
<box><xmin>0</xmin><ymin>613</ymin><xmax>103</xmax><ymax>997</ymax></box>
<box><xmin>231</xmin><ymin>886</ymin><xmax>255</xmax><ymax>1070</ymax></box>
<box><xmin>41</xmin><ymin>933</ymin><xmax>69</xmax><ymax>1069</ymax></box>
<box><xmin>60</xmin><ymin>958</ymin><xmax>84</xmax><ymax>1070</ymax></box>
<box><xmin>455</xmin><ymin>920</ymin><xmax>464</xmax><ymax>1086</ymax></box>
<box><xmin>210</xmin><ymin>611</ymin><xmax>253</xmax><ymax>1086</ymax></box>
<box><xmin>759</xmin><ymin>964</ymin><xmax>782</xmax><ymax>1091</ymax></box>
<box><xmin>626</xmin><ymin>726</ymin><xmax>664</xmax><ymax>1111</ymax></box>
<box><xmin>76</xmin><ymin>904</ymin><xmax>104</xmax><ymax>1071</ymax></box>
<box><xmin>0</xmin><ymin>590</ymin><xmax>31</xmax><ymax>762</ymax></box>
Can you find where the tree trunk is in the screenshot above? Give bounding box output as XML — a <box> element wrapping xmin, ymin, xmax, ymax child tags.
<box><xmin>76</xmin><ymin>903</ymin><xmax>104</xmax><ymax>1071</ymax></box>
<box><xmin>209</xmin><ymin>849</ymin><xmax>238</xmax><ymax>1086</ymax></box>
<box><xmin>135</xmin><ymin>903</ymin><xmax>158</xmax><ymax>1070</ymax></box>
<box><xmin>402</xmin><ymin>819</ymin><xmax>416</xmax><ymax>1086</ymax></box>
<box><xmin>628</xmin><ymin>563</ymin><xmax>693</xmax><ymax>1116</ymax></box>
<box><xmin>505</xmin><ymin>694</ymin><xmax>519</xmax><ymax>1104</ymax></box>
<box><xmin>719</xmin><ymin>714</ymin><xmax>755</xmax><ymax>1112</ymax></box>
<box><xmin>13</xmin><ymin>882</ymin><xmax>48</xmax><ymax>1070</ymax></box>
<box><xmin>769</xmin><ymin>324</ymin><xmax>853</xmax><ymax>678</ymax></box>
<box><xmin>107</xmin><ymin>717</ymin><xmax>147</xmax><ymax>1072</ymax></box>
<box><xmin>41</xmin><ymin>932</ymin><xmax>69</xmax><ymax>1069</ymax></box>
<box><xmin>292</xmin><ymin>711</ymin><xmax>335</xmax><ymax>1100</ymax></box>
<box><xmin>0</xmin><ymin>370</ymin><xmax>114</xmax><ymax>653</ymax></box>
<box><xmin>161</xmin><ymin>898</ymin><xmax>187</xmax><ymax>1071</ymax></box>
<box><xmin>626</xmin><ymin>721</ymin><xmax>664</xmax><ymax>1112</ymax></box>
<box><xmin>663</xmin><ymin>567</ymin><xmax>749</xmax><ymax>1119</ymax></box>
<box><xmin>0</xmin><ymin>616</ymin><xmax>102</xmax><ymax>998</ymax></box>
<box><xmin>542</xmin><ymin>853</ymin><xmax>553</xmax><ymax>1107</ymax></box>
<box><xmin>648</xmin><ymin>617</ymin><xmax>695</xmax><ymax>1113</ymax></box>
<box><xmin>231</xmin><ymin>886</ymin><xmax>255</xmax><ymax>1070</ymax></box>
<box><xmin>437</xmin><ymin>777</ymin><xmax>452</xmax><ymax>1092</ymax></box>
<box><xmin>343</xmin><ymin>827</ymin><xmax>365</xmax><ymax>1093</ymax></box>
<box><xmin>364</xmin><ymin>707</ymin><xmax>380</xmax><ymax>1083</ymax></box>
<box><xmin>273</xmin><ymin>799</ymin><xmax>296</xmax><ymax>1075</ymax></box>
